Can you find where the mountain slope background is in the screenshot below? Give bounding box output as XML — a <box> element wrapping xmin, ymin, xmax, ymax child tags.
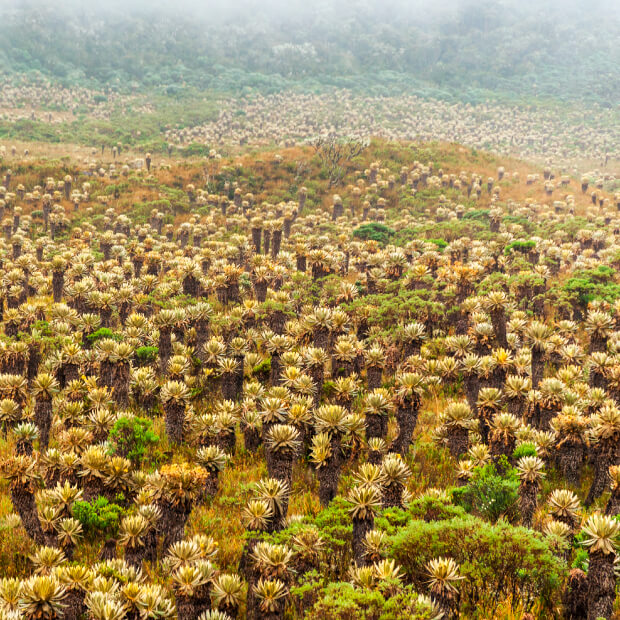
<box><xmin>0</xmin><ymin>0</ymin><xmax>618</xmax><ymax>105</ymax></box>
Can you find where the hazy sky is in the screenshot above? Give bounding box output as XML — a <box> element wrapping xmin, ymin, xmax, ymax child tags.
<box><xmin>2</xmin><ymin>0</ymin><xmax>618</xmax><ymax>18</ymax></box>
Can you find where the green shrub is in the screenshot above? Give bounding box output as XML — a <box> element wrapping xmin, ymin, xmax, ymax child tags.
<box><xmin>352</xmin><ymin>223</ymin><xmax>395</xmax><ymax>246</ymax></box>
<box><xmin>304</xmin><ymin>582</ymin><xmax>438</xmax><ymax>620</ymax></box>
<box><xmin>32</xmin><ymin>320</ymin><xmax>52</xmax><ymax>337</ymax></box>
<box><xmin>462</xmin><ymin>209</ymin><xmax>489</xmax><ymax>221</ymax></box>
<box><xmin>563</xmin><ymin>266</ymin><xmax>620</xmax><ymax>310</ymax></box>
<box><xmin>135</xmin><ymin>346</ymin><xmax>158</xmax><ymax>365</ymax></box>
<box><xmin>427</xmin><ymin>238</ymin><xmax>448</xmax><ymax>251</ymax></box>
<box><xmin>407</xmin><ymin>496</ymin><xmax>467</xmax><ymax>522</ymax></box>
<box><xmin>451</xmin><ymin>459</ymin><xmax>518</xmax><ymax>522</ymax></box>
<box><xmin>252</xmin><ymin>358</ymin><xmax>271</xmax><ymax>379</ymax></box>
<box><xmin>513</xmin><ymin>442</ymin><xmax>537</xmax><ymax>460</ymax></box>
<box><xmin>108</xmin><ymin>416</ymin><xmax>159</xmax><ymax>464</ymax></box>
<box><xmin>72</xmin><ymin>496</ymin><xmax>124</xmax><ymax>540</ymax></box>
<box><xmin>86</xmin><ymin>327</ymin><xmax>122</xmax><ymax>344</ymax></box>
<box><xmin>389</xmin><ymin>515</ymin><xmax>566</xmax><ymax>615</ymax></box>
<box><xmin>504</xmin><ymin>240</ymin><xmax>536</xmax><ymax>255</ymax></box>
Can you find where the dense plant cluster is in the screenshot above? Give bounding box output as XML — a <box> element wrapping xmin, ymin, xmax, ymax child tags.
<box><xmin>0</xmin><ymin>137</ymin><xmax>617</xmax><ymax>619</ymax></box>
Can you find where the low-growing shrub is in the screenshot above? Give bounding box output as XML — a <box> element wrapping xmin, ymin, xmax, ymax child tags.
<box><xmin>304</xmin><ymin>582</ymin><xmax>438</xmax><ymax>620</ymax></box>
<box><xmin>513</xmin><ymin>442</ymin><xmax>537</xmax><ymax>460</ymax></box>
<box><xmin>504</xmin><ymin>240</ymin><xmax>536</xmax><ymax>255</ymax></box>
<box><xmin>352</xmin><ymin>223</ymin><xmax>395</xmax><ymax>245</ymax></box>
<box><xmin>108</xmin><ymin>416</ymin><xmax>159</xmax><ymax>464</ymax></box>
<box><xmin>72</xmin><ymin>496</ymin><xmax>124</xmax><ymax>541</ymax></box>
<box><xmin>389</xmin><ymin>515</ymin><xmax>566</xmax><ymax>615</ymax></box>
<box><xmin>135</xmin><ymin>345</ymin><xmax>158</xmax><ymax>365</ymax></box>
<box><xmin>86</xmin><ymin>327</ymin><xmax>123</xmax><ymax>344</ymax></box>
<box><xmin>451</xmin><ymin>459</ymin><xmax>518</xmax><ymax>522</ymax></box>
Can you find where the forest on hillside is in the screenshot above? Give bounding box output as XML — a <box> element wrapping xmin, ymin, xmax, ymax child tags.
<box><xmin>0</xmin><ymin>0</ymin><xmax>618</xmax><ymax>104</ymax></box>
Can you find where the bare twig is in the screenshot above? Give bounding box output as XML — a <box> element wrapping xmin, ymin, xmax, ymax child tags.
<box><xmin>312</xmin><ymin>135</ymin><xmax>368</xmax><ymax>188</ymax></box>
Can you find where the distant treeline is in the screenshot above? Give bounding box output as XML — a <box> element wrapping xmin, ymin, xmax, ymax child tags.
<box><xmin>0</xmin><ymin>0</ymin><xmax>618</xmax><ymax>104</ymax></box>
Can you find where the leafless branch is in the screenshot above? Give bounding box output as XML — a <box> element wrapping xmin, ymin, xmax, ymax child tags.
<box><xmin>312</xmin><ymin>135</ymin><xmax>368</xmax><ymax>188</ymax></box>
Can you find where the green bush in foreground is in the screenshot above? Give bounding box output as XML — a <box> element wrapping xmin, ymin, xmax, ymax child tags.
<box><xmin>108</xmin><ymin>416</ymin><xmax>159</xmax><ymax>465</ymax></box>
<box><xmin>451</xmin><ymin>459</ymin><xmax>519</xmax><ymax>522</ymax></box>
<box><xmin>303</xmin><ymin>582</ymin><xmax>440</xmax><ymax>620</ymax></box>
<box><xmin>389</xmin><ymin>515</ymin><xmax>565</xmax><ymax>615</ymax></box>
<box><xmin>72</xmin><ymin>496</ymin><xmax>124</xmax><ymax>541</ymax></box>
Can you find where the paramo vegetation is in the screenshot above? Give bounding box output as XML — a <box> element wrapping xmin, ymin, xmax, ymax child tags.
<box><xmin>0</xmin><ymin>135</ymin><xmax>617</xmax><ymax>620</ymax></box>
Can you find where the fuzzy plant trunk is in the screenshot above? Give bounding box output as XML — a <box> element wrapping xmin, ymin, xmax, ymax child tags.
<box><xmin>251</xmin><ymin>228</ymin><xmax>262</xmax><ymax>254</ymax></box>
<box><xmin>519</xmin><ymin>480</ymin><xmax>539</xmax><ymax>528</ymax></box>
<box><xmin>477</xmin><ymin>406</ymin><xmax>496</xmax><ymax>444</ymax></box>
<box><xmin>269</xmin><ymin>353</ymin><xmax>282</xmax><ymax>386</ymax></box>
<box><xmin>587</xmin><ymin>550</ymin><xmax>616</xmax><ymax>620</ymax></box>
<box><xmin>52</xmin><ymin>271</ymin><xmax>64</xmax><ymax>303</ymax></box>
<box><xmin>589</xmin><ymin>334</ymin><xmax>608</xmax><ymax>355</ymax></box>
<box><xmin>531</xmin><ymin>346</ymin><xmax>545</xmax><ymax>389</ymax></box>
<box><xmin>98</xmin><ymin>538</ymin><xmax>117</xmax><ymax>561</ymax></box>
<box><xmin>139</xmin><ymin>532</ymin><xmax>156</xmax><ymax>565</ymax></box>
<box><xmin>267</xmin><ymin>451</ymin><xmax>295</xmax><ymax>489</ymax></box>
<box><xmin>368</xmin><ymin>448</ymin><xmax>383</xmax><ymax>465</ymax></box>
<box><xmin>216</xmin><ymin>429</ymin><xmax>236</xmax><ymax>456</ymax></box>
<box><xmin>507</xmin><ymin>396</ymin><xmax>525</xmax><ymax>416</ymax></box>
<box><xmin>366</xmin><ymin>366</ymin><xmax>383</xmax><ymax>391</ymax></box>
<box><xmin>234</xmin><ymin>356</ymin><xmax>245</xmax><ymax>400</ymax></box>
<box><xmin>589</xmin><ymin>369</ymin><xmax>607</xmax><ymax>391</ymax></box>
<box><xmin>492</xmin><ymin>367</ymin><xmax>507</xmax><ymax>391</ymax></box>
<box><xmin>447</xmin><ymin>427</ymin><xmax>470</xmax><ymax>460</ymax></box>
<box><xmin>124</xmin><ymin>543</ymin><xmax>146</xmax><ymax>569</ymax></box>
<box><xmin>159</xmin><ymin>499</ymin><xmax>192</xmax><ymax>553</ymax></box>
<box><xmin>312</xmin><ymin>327</ymin><xmax>329</xmax><ymax>352</ymax></box>
<box><xmin>562</xmin><ymin>568</ymin><xmax>588</xmax><ymax>620</ymax></box>
<box><xmin>159</xmin><ymin>327</ymin><xmax>172</xmax><ymax>374</ymax></box>
<box><xmin>63</xmin><ymin>362</ymin><xmax>79</xmax><ymax>385</ymax></box>
<box><xmin>490</xmin><ymin>435</ymin><xmax>516</xmax><ymax>467</ymax></box>
<box><xmin>464</xmin><ymin>374</ymin><xmax>480</xmax><ymax>414</ymax></box>
<box><xmin>605</xmin><ymin>486</ymin><xmax>620</xmax><ymax>516</ymax></box>
<box><xmin>243</xmin><ymin>425</ymin><xmax>262</xmax><ymax>453</ymax></box>
<box><xmin>270</xmin><ymin>310</ymin><xmax>286</xmax><ymax>335</ymax></box>
<box><xmin>317</xmin><ymin>437</ymin><xmax>343</xmax><ymax>507</ymax></box>
<box><xmin>99</xmin><ymin>307</ymin><xmax>112</xmax><ymax>329</ymax></box>
<box><xmin>394</xmin><ymin>398</ymin><xmax>420</xmax><ymax>457</ymax></box>
<box><xmin>203</xmin><ymin>471</ymin><xmax>220</xmax><ymax>499</ymax></box>
<box><xmin>309</xmin><ymin>365</ymin><xmax>324</xmax><ymax>409</ymax></box>
<box><xmin>164</xmin><ymin>401</ymin><xmax>186</xmax><ymax>445</ymax></box>
<box><xmin>10</xmin><ymin>483</ymin><xmax>46</xmax><ymax>545</ymax></box>
<box><xmin>221</xmin><ymin>372</ymin><xmax>237</xmax><ymax>401</ymax></box>
<box><xmin>63</xmin><ymin>589</ymin><xmax>86</xmax><ymax>620</ymax></box>
<box><xmin>227</xmin><ymin>281</ymin><xmax>240</xmax><ymax>304</ymax></box>
<box><xmin>490</xmin><ymin>310</ymin><xmax>508</xmax><ymax>349</ymax></box>
<box><xmin>182</xmin><ymin>275</ymin><xmax>200</xmax><ymax>297</ymax></box>
<box><xmin>365</xmin><ymin>413</ymin><xmax>386</xmax><ymax>441</ymax></box>
<box><xmin>112</xmin><ymin>363</ymin><xmax>130</xmax><ymax>408</ymax></box>
<box><xmin>585</xmin><ymin>440</ymin><xmax>615</xmax><ymax>507</ymax></box>
<box><xmin>383</xmin><ymin>483</ymin><xmax>404</xmax><ymax>509</ymax></box>
<box><xmin>352</xmin><ymin>516</ymin><xmax>373</xmax><ymax>565</ymax></box>
<box><xmin>253</xmin><ymin>281</ymin><xmax>268</xmax><ymax>303</ymax></box>
<box><xmin>34</xmin><ymin>396</ymin><xmax>53</xmax><ymax>451</ymax></box>
<box><xmin>16</xmin><ymin>439</ymin><xmax>33</xmax><ymax>456</ymax></box>
<box><xmin>271</xmin><ymin>230</ymin><xmax>282</xmax><ymax>258</ymax></box>
<box><xmin>176</xmin><ymin>594</ymin><xmax>205</xmax><ymax>620</ymax></box>
<box><xmin>100</xmin><ymin>360</ymin><xmax>114</xmax><ymax>389</ymax></box>
<box><xmin>82</xmin><ymin>474</ymin><xmax>105</xmax><ymax>502</ymax></box>
<box><xmin>556</xmin><ymin>438</ymin><xmax>585</xmax><ymax>487</ymax></box>
<box><xmin>431</xmin><ymin>583</ymin><xmax>459</xmax><ymax>620</ymax></box>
